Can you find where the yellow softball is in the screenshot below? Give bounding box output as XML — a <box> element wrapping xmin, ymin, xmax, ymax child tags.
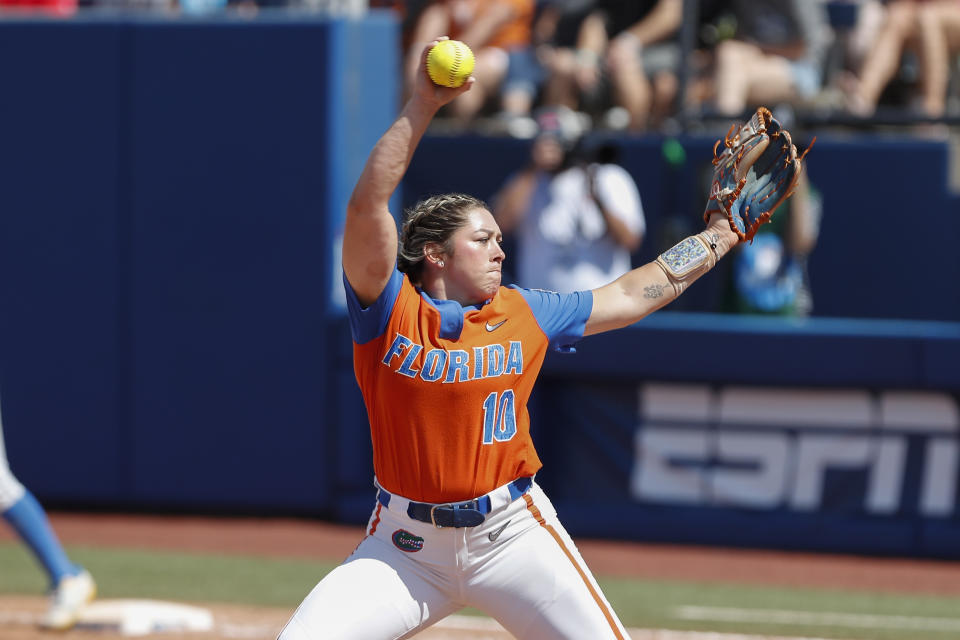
<box><xmin>426</xmin><ymin>40</ymin><xmax>475</xmax><ymax>88</ymax></box>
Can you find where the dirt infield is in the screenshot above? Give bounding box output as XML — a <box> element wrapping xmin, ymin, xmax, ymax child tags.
<box><xmin>4</xmin><ymin>511</ymin><xmax>960</xmax><ymax>640</ymax></box>
<box><xmin>0</xmin><ymin>595</ymin><xmax>846</xmax><ymax>640</ymax></box>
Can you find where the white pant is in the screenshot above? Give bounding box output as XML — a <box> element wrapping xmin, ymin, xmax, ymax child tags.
<box><xmin>0</xmin><ymin>397</ymin><xmax>27</xmax><ymax>511</ymax></box>
<box><xmin>278</xmin><ymin>481</ymin><xmax>628</xmax><ymax>640</ymax></box>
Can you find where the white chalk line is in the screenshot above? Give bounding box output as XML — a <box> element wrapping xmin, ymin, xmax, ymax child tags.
<box><xmin>676</xmin><ymin>605</ymin><xmax>960</xmax><ymax>633</ymax></box>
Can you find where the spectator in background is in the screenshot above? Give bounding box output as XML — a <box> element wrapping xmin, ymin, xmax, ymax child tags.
<box><xmin>541</xmin><ymin>0</ymin><xmax>666</xmax><ymax>129</ymax></box>
<box><xmin>404</xmin><ymin>0</ymin><xmax>535</xmax><ymax>124</ymax></box>
<box><xmin>179</xmin><ymin>0</ymin><xmax>225</xmax><ymax>14</ymax></box>
<box><xmin>918</xmin><ymin>0</ymin><xmax>960</xmax><ymax>117</ymax></box>
<box><xmin>541</xmin><ymin>0</ymin><xmax>732</xmax><ymax>131</ymax></box>
<box><xmin>624</xmin><ymin>0</ymin><xmax>734</xmax><ymax>131</ymax></box>
<box><xmin>846</xmin><ymin>0</ymin><xmax>929</xmax><ymax>116</ymax></box>
<box><xmin>0</xmin><ymin>0</ymin><xmax>75</xmax><ymax>15</ymax></box>
<box><xmin>712</xmin><ymin>0</ymin><xmax>830</xmax><ymax>117</ymax></box>
<box><xmin>492</xmin><ymin>106</ymin><xmax>645</xmax><ymax>292</ymax></box>
<box><xmin>495</xmin><ymin>0</ymin><xmax>598</xmax><ymax>137</ymax></box>
<box><xmin>848</xmin><ymin>0</ymin><xmax>960</xmax><ymax>119</ymax></box>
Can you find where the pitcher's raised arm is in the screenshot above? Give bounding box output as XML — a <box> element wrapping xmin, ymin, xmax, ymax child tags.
<box><xmin>343</xmin><ymin>38</ymin><xmax>474</xmax><ymax>307</ymax></box>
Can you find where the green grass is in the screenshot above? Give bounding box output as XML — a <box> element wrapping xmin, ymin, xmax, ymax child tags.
<box><xmin>0</xmin><ymin>543</ymin><xmax>337</xmax><ymax>607</ymax></box>
<box><xmin>600</xmin><ymin>576</ymin><xmax>960</xmax><ymax>639</ymax></box>
<box><xmin>3</xmin><ymin>542</ymin><xmax>960</xmax><ymax>639</ymax></box>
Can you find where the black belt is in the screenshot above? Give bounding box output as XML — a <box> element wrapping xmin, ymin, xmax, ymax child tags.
<box><xmin>377</xmin><ymin>477</ymin><xmax>533</xmax><ymax>528</ymax></box>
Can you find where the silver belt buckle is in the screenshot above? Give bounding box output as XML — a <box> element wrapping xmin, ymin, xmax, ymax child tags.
<box><xmin>430</xmin><ymin>503</ymin><xmax>451</xmax><ymax>528</ymax></box>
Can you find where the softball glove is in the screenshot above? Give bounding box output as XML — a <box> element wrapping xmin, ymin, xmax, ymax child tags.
<box><xmin>704</xmin><ymin>106</ymin><xmax>812</xmax><ymax>243</ymax></box>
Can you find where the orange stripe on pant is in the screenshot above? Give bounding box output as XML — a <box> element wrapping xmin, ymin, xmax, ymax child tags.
<box><xmin>523</xmin><ymin>494</ymin><xmax>626</xmax><ymax>640</ymax></box>
<box><xmin>348</xmin><ymin>503</ymin><xmax>385</xmax><ymax>560</ymax></box>
<box><xmin>367</xmin><ymin>502</ymin><xmax>383</xmax><ymax>536</ymax></box>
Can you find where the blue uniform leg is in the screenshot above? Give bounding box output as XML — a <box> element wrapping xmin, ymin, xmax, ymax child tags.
<box><xmin>2</xmin><ymin>490</ymin><xmax>82</xmax><ymax>586</ymax></box>
<box><xmin>1</xmin><ymin>398</ymin><xmax>95</xmax><ymax>629</ymax></box>
<box><xmin>0</xmin><ymin>398</ymin><xmax>82</xmax><ymax>586</ymax></box>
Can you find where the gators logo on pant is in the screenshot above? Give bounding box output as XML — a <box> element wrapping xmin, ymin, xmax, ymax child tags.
<box><xmin>392</xmin><ymin>529</ymin><xmax>424</xmax><ymax>553</ymax></box>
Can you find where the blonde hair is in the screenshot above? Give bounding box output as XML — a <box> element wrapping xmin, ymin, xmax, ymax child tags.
<box><xmin>398</xmin><ymin>193</ymin><xmax>488</xmax><ymax>283</ymax></box>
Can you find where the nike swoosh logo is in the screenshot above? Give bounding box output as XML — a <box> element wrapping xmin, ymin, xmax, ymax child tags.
<box><xmin>488</xmin><ymin>520</ymin><xmax>510</xmax><ymax>542</ymax></box>
<box><xmin>485</xmin><ymin>319</ymin><xmax>507</xmax><ymax>332</ymax></box>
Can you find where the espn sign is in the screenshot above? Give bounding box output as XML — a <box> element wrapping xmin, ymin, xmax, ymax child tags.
<box><xmin>631</xmin><ymin>384</ymin><xmax>959</xmax><ymax>516</ymax></box>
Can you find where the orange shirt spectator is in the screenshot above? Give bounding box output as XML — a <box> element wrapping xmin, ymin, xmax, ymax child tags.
<box><xmin>0</xmin><ymin>0</ymin><xmax>76</xmax><ymax>15</ymax></box>
<box><xmin>405</xmin><ymin>0</ymin><xmax>536</xmax><ymax>123</ymax></box>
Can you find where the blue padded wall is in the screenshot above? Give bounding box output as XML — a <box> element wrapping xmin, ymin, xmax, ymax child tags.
<box><xmin>0</xmin><ymin>24</ymin><xmax>125</xmax><ymax>501</ymax></box>
<box><xmin>0</xmin><ymin>15</ymin><xmax>398</xmax><ymax>512</ymax></box>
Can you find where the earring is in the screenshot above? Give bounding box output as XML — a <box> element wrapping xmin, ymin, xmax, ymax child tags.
<box><xmin>438</xmin><ymin>260</ymin><xmax>445</xmax><ymax>267</ymax></box>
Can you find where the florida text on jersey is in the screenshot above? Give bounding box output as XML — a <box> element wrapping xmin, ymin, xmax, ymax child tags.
<box><xmin>345</xmin><ymin>268</ymin><xmax>592</xmax><ymax>503</ymax></box>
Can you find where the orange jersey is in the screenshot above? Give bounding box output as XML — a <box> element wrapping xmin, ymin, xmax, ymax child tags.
<box><xmin>448</xmin><ymin>0</ymin><xmax>534</xmax><ymax>51</ymax></box>
<box><xmin>345</xmin><ymin>268</ymin><xmax>592</xmax><ymax>503</ymax></box>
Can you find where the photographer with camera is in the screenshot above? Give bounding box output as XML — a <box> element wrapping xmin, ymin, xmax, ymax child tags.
<box><xmin>492</xmin><ymin>105</ymin><xmax>645</xmax><ymax>292</ymax></box>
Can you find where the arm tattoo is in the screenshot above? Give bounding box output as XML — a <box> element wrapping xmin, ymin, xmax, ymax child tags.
<box><xmin>643</xmin><ymin>284</ymin><xmax>665</xmax><ymax>299</ymax></box>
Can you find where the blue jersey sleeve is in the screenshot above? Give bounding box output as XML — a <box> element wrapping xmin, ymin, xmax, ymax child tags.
<box><xmin>511</xmin><ymin>286</ymin><xmax>594</xmax><ymax>353</ymax></box>
<box><xmin>343</xmin><ymin>268</ymin><xmax>404</xmax><ymax>345</ymax></box>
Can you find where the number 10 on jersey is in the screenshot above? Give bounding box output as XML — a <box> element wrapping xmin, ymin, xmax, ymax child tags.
<box><xmin>482</xmin><ymin>390</ymin><xmax>517</xmax><ymax>444</ymax></box>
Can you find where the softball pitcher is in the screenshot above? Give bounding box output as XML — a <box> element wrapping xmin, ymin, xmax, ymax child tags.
<box><xmin>278</xmin><ymin>38</ymin><xmax>803</xmax><ymax>640</ymax></box>
<box><xmin>0</xmin><ymin>393</ymin><xmax>96</xmax><ymax>629</ymax></box>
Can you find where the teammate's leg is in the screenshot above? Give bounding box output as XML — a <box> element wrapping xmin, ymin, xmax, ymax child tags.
<box><xmin>0</xmin><ymin>399</ymin><xmax>95</xmax><ymax>629</ymax></box>
<box><xmin>2</xmin><ymin>491</ymin><xmax>82</xmax><ymax>583</ymax></box>
<box><xmin>466</xmin><ymin>484</ymin><xmax>629</xmax><ymax>640</ymax></box>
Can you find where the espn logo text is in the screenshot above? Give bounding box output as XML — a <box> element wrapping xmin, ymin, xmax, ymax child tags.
<box><xmin>631</xmin><ymin>384</ymin><xmax>959</xmax><ymax>516</ymax></box>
